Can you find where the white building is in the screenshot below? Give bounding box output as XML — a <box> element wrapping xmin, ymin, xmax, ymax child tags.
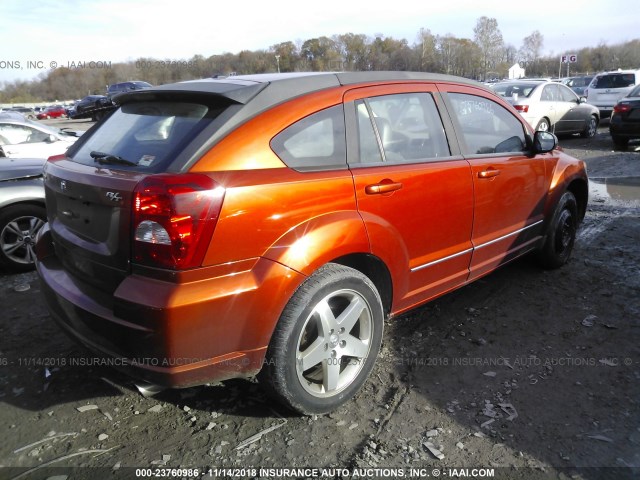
<box><xmin>508</xmin><ymin>63</ymin><xmax>526</xmax><ymax>79</ymax></box>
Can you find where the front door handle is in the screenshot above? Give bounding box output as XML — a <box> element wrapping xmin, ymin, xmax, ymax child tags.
<box><xmin>478</xmin><ymin>169</ymin><xmax>501</xmax><ymax>179</ymax></box>
<box><xmin>365</xmin><ymin>179</ymin><xmax>403</xmax><ymax>195</ymax></box>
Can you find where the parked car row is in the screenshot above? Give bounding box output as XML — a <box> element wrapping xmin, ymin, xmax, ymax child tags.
<box><xmin>0</xmin><ymin>105</ymin><xmax>70</xmax><ymax>120</ymax></box>
<box><xmin>491</xmin><ymin>68</ymin><xmax>640</xmax><ymax>149</ymax></box>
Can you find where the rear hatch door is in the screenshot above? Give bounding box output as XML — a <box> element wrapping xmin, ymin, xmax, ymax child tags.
<box><xmin>589</xmin><ymin>73</ymin><xmax>636</xmax><ymax>106</ymax></box>
<box><xmin>44</xmin><ymin>159</ymin><xmax>144</xmax><ymax>293</ymax></box>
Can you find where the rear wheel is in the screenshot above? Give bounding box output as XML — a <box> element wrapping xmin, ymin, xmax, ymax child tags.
<box><xmin>260</xmin><ymin>263</ymin><xmax>384</xmax><ymax>415</ymax></box>
<box><xmin>580</xmin><ymin>115</ymin><xmax>598</xmax><ymax>138</ymax></box>
<box><xmin>0</xmin><ymin>204</ymin><xmax>46</xmax><ymax>272</ymax></box>
<box><xmin>537</xmin><ymin>191</ymin><xmax>578</xmax><ymax>269</ymax></box>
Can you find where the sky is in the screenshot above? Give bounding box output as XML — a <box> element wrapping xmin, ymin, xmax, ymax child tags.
<box><xmin>1</xmin><ymin>0</ymin><xmax>637</xmax><ymax>83</ymax></box>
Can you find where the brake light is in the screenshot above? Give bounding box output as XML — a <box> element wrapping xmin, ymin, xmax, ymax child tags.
<box><xmin>132</xmin><ymin>173</ymin><xmax>225</xmax><ymax>270</ymax></box>
<box><xmin>514</xmin><ymin>105</ymin><xmax>529</xmax><ymax>113</ymax></box>
<box><xmin>613</xmin><ymin>103</ymin><xmax>631</xmax><ymax>113</ymax></box>
<box><xmin>48</xmin><ymin>154</ymin><xmax>66</xmax><ymax>161</ymax></box>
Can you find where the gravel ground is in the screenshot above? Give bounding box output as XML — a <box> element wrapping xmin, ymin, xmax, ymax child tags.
<box><xmin>1</xmin><ymin>121</ymin><xmax>639</xmax><ymax>480</ymax></box>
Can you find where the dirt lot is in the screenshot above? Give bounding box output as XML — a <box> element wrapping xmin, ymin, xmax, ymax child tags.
<box><xmin>1</xmin><ymin>121</ymin><xmax>639</xmax><ymax>480</ymax></box>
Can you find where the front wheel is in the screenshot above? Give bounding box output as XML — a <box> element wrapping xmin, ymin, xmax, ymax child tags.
<box><xmin>260</xmin><ymin>263</ymin><xmax>384</xmax><ymax>415</ymax></box>
<box><xmin>537</xmin><ymin>191</ymin><xmax>578</xmax><ymax>269</ymax></box>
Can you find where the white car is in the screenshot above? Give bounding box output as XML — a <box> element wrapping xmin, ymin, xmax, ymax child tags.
<box><xmin>586</xmin><ymin>69</ymin><xmax>640</xmax><ymax>118</ymax></box>
<box><xmin>491</xmin><ymin>80</ymin><xmax>600</xmax><ymax>137</ymax></box>
<box><xmin>0</xmin><ymin>118</ymin><xmax>81</xmax><ymax>159</ymax></box>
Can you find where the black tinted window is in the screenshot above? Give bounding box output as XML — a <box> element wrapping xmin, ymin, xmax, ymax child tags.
<box><xmin>448</xmin><ymin>93</ymin><xmax>527</xmax><ymax>155</ymax></box>
<box><xmin>70</xmin><ymin>101</ymin><xmax>225</xmax><ymax>172</ymax></box>
<box><xmin>271</xmin><ymin>105</ymin><xmax>346</xmax><ymax>171</ymax></box>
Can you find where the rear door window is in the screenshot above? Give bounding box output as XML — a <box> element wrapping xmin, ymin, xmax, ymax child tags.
<box><xmin>69</xmin><ymin>101</ymin><xmax>225</xmax><ymax>172</ymax></box>
<box><xmin>354</xmin><ymin>92</ymin><xmax>450</xmax><ymax>164</ymax></box>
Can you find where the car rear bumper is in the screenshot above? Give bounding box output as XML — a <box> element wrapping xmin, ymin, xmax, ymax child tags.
<box><xmin>36</xmin><ymin>225</ymin><xmax>303</xmax><ymax>388</ymax></box>
<box><xmin>588</xmin><ymin>104</ymin><xmax>614</xmax><ymax>118</ymax></box>
<box><xmin>610</xmin><ymin>119</ymin><xmax>640</xmax><ymax>139</ymax></box>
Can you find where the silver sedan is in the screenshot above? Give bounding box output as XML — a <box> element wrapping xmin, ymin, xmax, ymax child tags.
<box><xmin>0</xmin><ymin>158</ymin><xmax>46</xmax><ymax>271</ymax></box>
<box><xmin>491</xmin><ymin>80</ymin><xmax>600</xmax><ymax>137</ymax></box>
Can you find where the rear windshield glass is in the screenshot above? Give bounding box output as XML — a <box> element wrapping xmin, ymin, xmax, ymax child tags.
<box><xmin>69</xmin><ymin>101</ymin><xmax>224</xmax><ymax>172</ymax></box>
<box><xmin>491</xmin><ymin>83</ymin><xmax>537</xmax><ymax>98</ymax></box>
<box><xmin>592</xmin><ymin>74</ymin><xmax>636</xmax><ymax>89</ymax></box>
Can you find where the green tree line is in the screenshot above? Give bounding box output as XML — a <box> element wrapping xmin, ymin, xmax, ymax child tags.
<box><xmin>2</xmin><ymin>17</ymin><xmax>639</xmax><ymax>103</ymax></box>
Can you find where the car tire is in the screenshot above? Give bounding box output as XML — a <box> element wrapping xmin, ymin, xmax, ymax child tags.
<box><xmin>537</xmin><ymin>191</ymin><xmax>578</xmax><ymax>269</ymax></box>
<box><xmin>259</xmin><ymin>263</ymin><xmax>384</xmax><ymax>415</ymax></box>
<box><xmin>580</xmin><ymin>115</ymin><xmax>598</xmax><ymax>138</ymax></box>
<box><xmin>0</xmin><ymin>204</ymin><xmax>46</xmax><ymax>272</ymax></box>
<box><xmin>535</xmin><ymin>118</ymin><xmax>550</xmax><ymax>132</ymax></box>
<box><xmin>612</xmin><ymin>135</ymin><xmax>629</xmax><ymax>150</ymax></box>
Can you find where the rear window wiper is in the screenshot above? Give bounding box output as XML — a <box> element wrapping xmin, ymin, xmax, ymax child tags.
<box><xmin>90</xmin><ymin>151</ymin><xmax>138</xmax><ymax>166</ymax></box>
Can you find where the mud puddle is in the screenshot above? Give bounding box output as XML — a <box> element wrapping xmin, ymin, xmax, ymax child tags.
<box><xmin>589</xmin><ymin>176</ymin><xmax>640</xmax><ymax>205</ymax></box>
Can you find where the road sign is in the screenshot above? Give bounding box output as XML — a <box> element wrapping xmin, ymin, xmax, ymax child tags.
<box><xmin>561</xmin><ymin>54</ymin><xmax>578</xmax><ymax>63</ymax></box>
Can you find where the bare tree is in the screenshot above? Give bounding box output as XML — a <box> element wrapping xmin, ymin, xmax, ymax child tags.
<box><xmin>418</xmin><ymin>28</ymin><xmax>438</xmax><ymax>72</ymax></box>
<box><xmin>519</xmin><ymin>30</ymin><xmax>544</xmax><ymax>74</ymax></box>
<box><xmin>473</xmin><ymin>16</ymin><xmax>504</xmax><ymax>81</ymax></box>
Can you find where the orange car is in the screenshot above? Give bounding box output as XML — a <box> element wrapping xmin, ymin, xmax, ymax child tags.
<box><xmin>36</xmin><ymin>72</ymin><xmax>588</xmax><ymax>414</ymax></box>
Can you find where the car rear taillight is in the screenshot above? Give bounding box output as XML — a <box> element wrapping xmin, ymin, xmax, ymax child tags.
<box><xmin>48</xmin><ymin>154</ymin><xmax>66</xmax><ymax>161</ymax></box>
<box><xmin>514</xmin><ymin>105</ymin><xmax>529</xmax><ymax>113</ymax></box>
<box><xmin>132</xmin><ymin>173</ymin><xmax>225</xmax><ymax>270</ymax></box>
<box><xmin>613</xmin><ymin>103</ymin><xmax>631</xmax><ymax>113</ymax></box>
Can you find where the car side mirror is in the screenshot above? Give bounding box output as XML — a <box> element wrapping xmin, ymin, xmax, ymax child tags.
<box><xmin>533</xmin><ymin>131</ymin><xmax>557</xmax><ymax>154</ymax></box>
<box><xmin>579</xmin><ymin>96</ymin><xmax>587</xmax><ymax>103</ymax></box>
<box><xmin>46</xmin><ymin>134</ymin><xmax>57</xmax><ymax>143</ymax></box>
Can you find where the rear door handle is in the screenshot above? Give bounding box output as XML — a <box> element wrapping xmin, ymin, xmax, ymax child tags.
<box><xmin>365</xmin><ymin>180</ymin><xmax>403</xmax><ymax>195</ymax></box>
<box><xmin>478</xmin><ymin>169</ymin><xmax>501</xmax><ymax>179</ymax></box>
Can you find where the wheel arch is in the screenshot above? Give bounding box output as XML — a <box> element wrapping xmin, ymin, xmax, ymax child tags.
<box><xmin>566</xmin><ymin>178</ymin><xmax>588</xmax><ymax>223</ymax></box>
<box><xmin>536</xmin><ymin>116</ymin><xmax>551</xmax><ymax>129</ymax></box>
<box><xmin>262</xmin><ymin>211</ymin><xmax>371</xmax><ymax>277</ymax></box>
<box><xmin>0</xmin><ymin>198</ymin><xmax>46</xmax><ymax>212</ymax></box>
<box><xmin>331</xmin><ymin>253</ymin><xmax>393</xmax><ymax>317</ymax></box>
